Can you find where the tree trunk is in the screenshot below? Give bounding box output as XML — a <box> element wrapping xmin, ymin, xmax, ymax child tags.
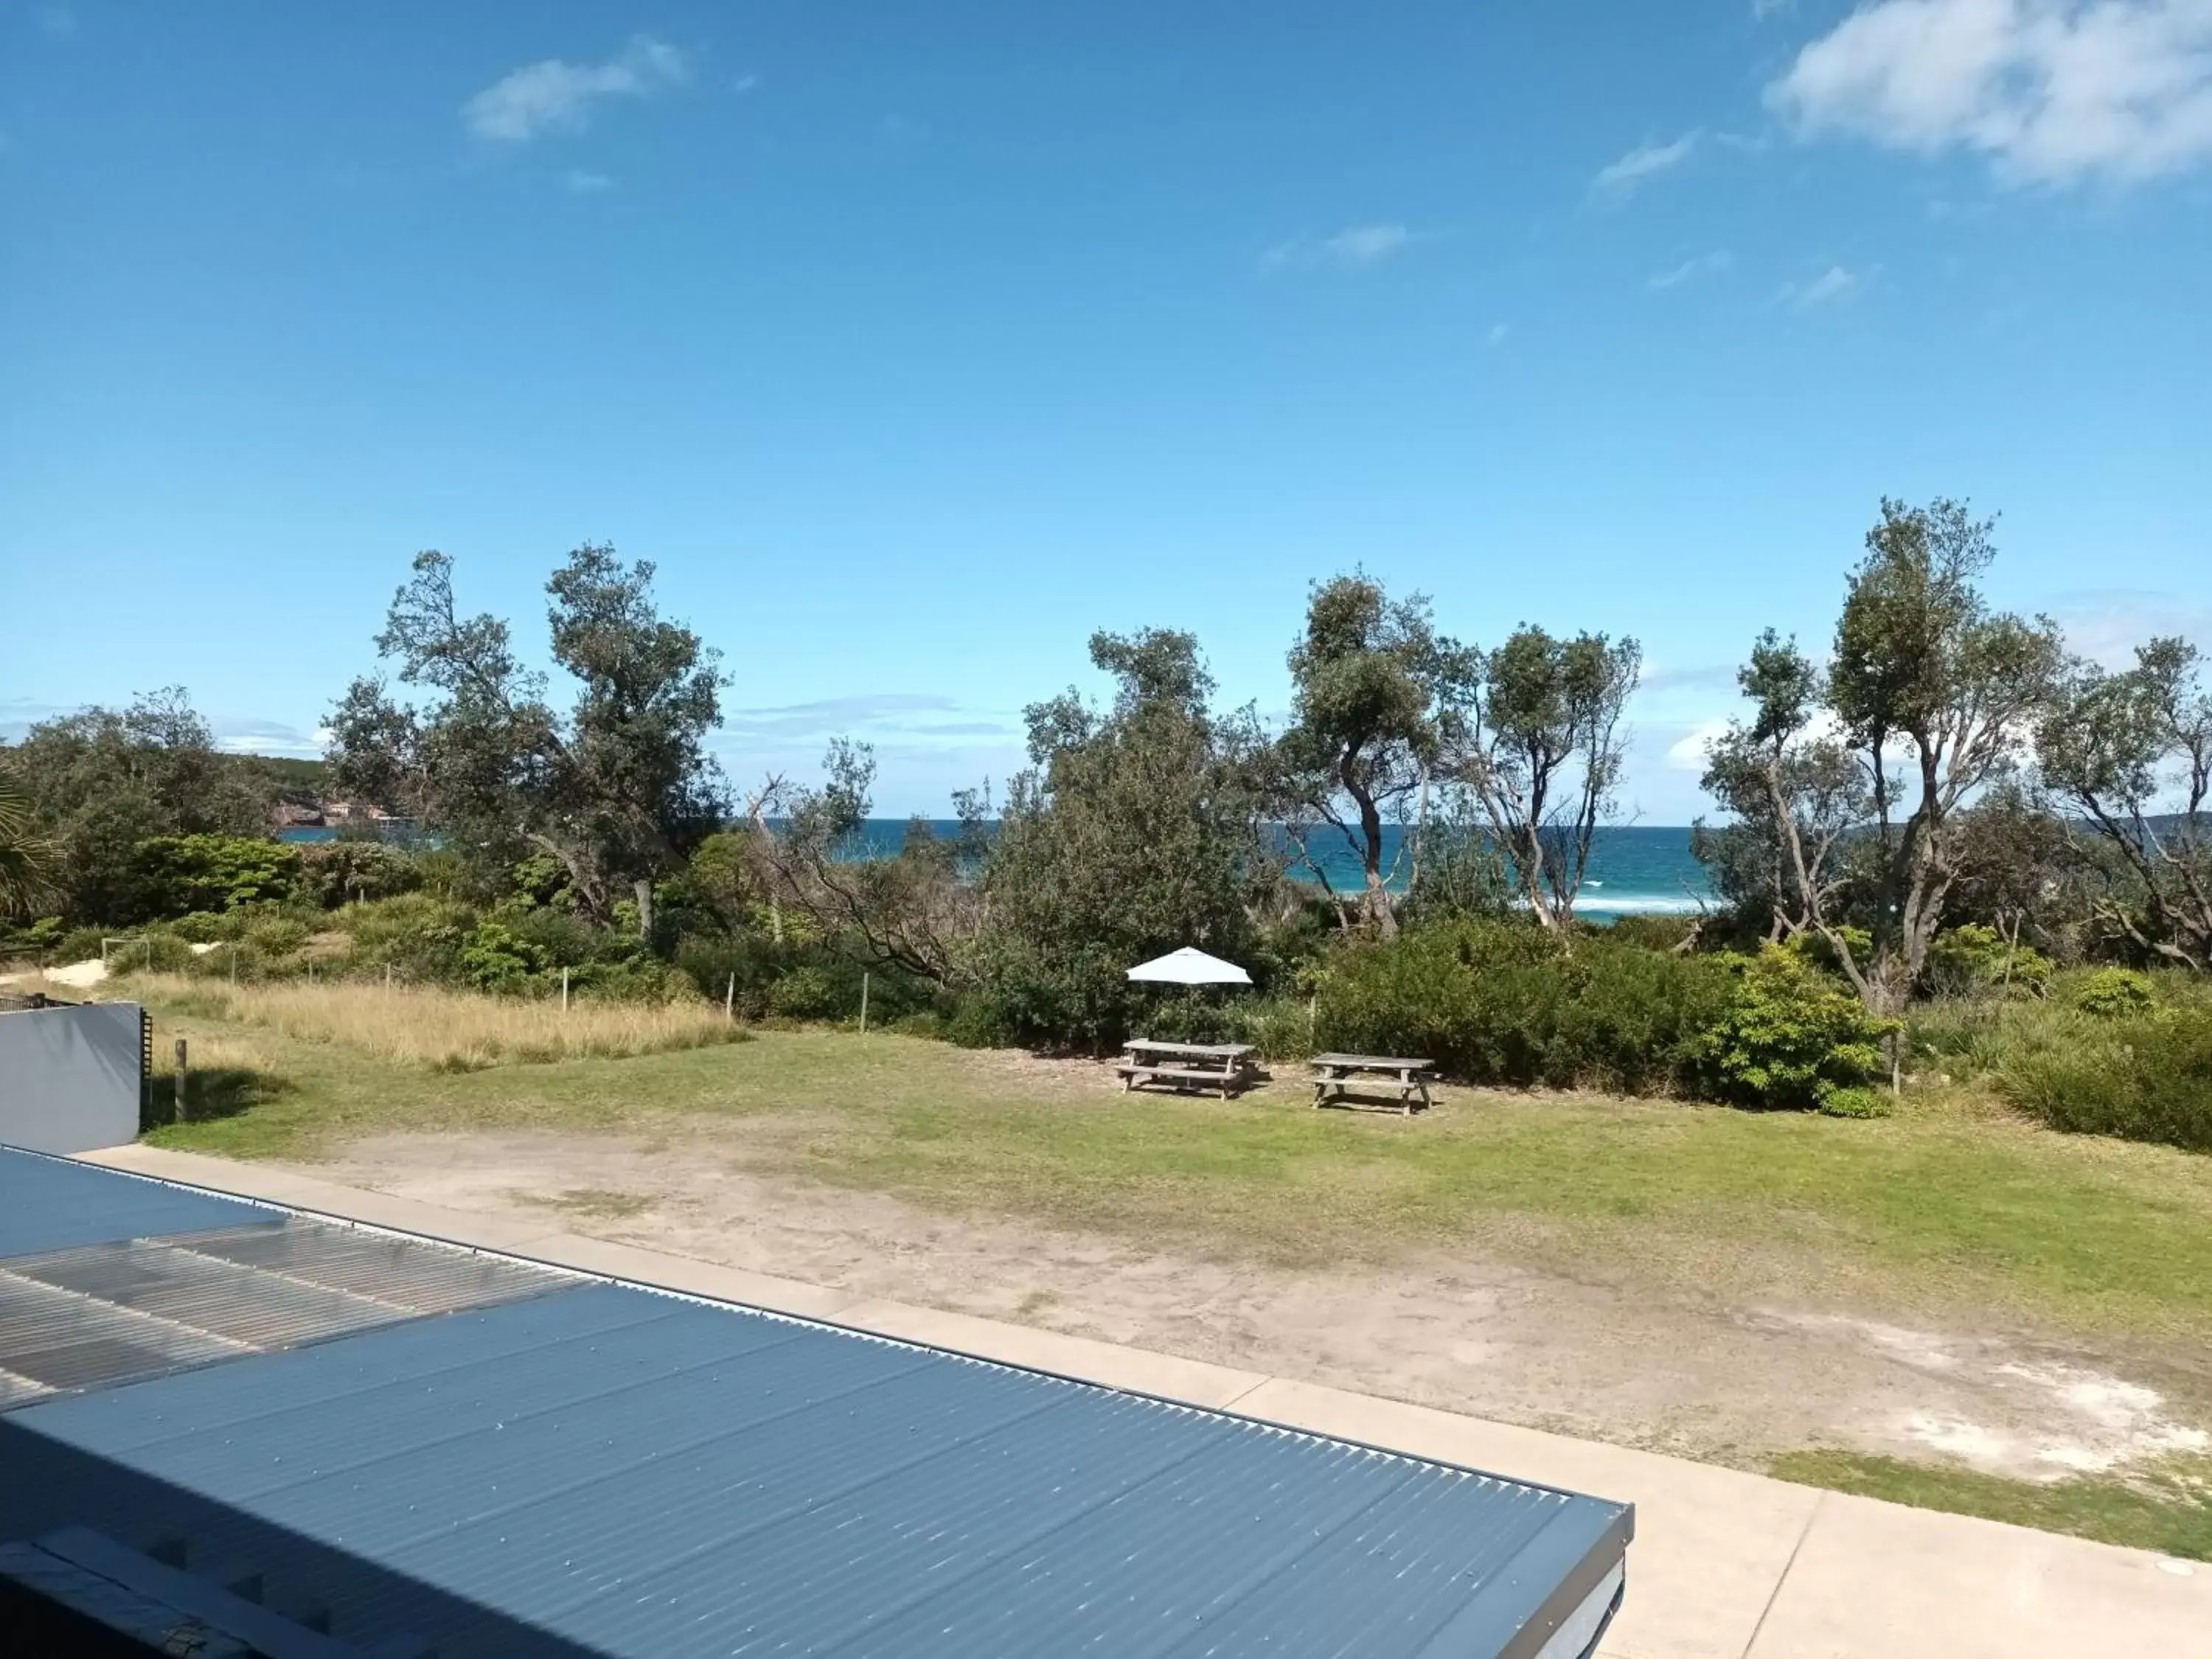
<box><xmin>633</xmin><ymin>876</ymin><xmax>655</xmax><ymax>942</ymax></box>
<box><xmin>1341</xmin><ymin>756</ymin><xmax>1397</xmax><ymax>938</ymax></box>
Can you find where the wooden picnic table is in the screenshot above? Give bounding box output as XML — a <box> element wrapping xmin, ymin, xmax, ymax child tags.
<box><xmin>1311</xmin><ymin>1052</ymin><xmax>1435</xmax><ymax>1116</ymax></box>
<box><xmin>1116</xmin><ymin>1038</ymin><xmax>1255</xmax><ymax>1099</ymax></box>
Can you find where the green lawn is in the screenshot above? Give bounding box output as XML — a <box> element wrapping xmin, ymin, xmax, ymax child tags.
<box><xmin>145</xmin><ymin>989</ymin><xmax>2212</xmax><ymax>1349</ymax></box>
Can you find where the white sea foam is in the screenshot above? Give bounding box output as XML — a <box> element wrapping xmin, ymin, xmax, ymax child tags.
<box><xmin>1573</xmin><ymin>895</ymin><xmax>1706</xmax><ymax>916</ymax></box>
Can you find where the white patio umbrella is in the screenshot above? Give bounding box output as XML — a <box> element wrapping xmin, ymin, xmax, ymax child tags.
<box><xmin>1124</xmin><ymin>947</ymin><xmax>1253</xmax><ymax>986</ymax></box>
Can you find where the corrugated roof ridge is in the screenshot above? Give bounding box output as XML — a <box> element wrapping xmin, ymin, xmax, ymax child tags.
<box><xmin>844</xmin><ymin>1436</ymin><xmax>1436</xmax><ymax>1658</ymax></box>
<box><xmin>142</xmin><ymin>1310</ymin><xmax>818</xmax><ymax>1495</ymax></box>
<box><xmin>594</xmin><ymin>1394</ymin><xmax>1244</xmax><ymax>1654</ymax></box>
<box><xmin>284</xmin><ymin>1338</ymin><xmax>945</xmax><ymax>1543</ymax></box>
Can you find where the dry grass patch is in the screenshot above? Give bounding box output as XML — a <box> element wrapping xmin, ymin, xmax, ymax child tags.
<box><xmin>130</xmin><ymin>974</ymin><xmax>748</xmax><ymax>1072</ymax></box>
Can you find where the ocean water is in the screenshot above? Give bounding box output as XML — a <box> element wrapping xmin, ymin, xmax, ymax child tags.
<box><xmin>1282</xmin><ymin>824</ymin><xmax>1710</xmax><ymax>915</ymax></box>
<box><xmin>281</xmin><ymin>819</ymin><xmax>1712</xmax><ymax>917</ymax></box>
<box><xmin>842</xmin><ymin>820</ymin><xmax>1711</xmax><ymax>917</ymax></box>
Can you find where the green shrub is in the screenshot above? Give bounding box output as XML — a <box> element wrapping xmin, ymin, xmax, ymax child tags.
<box><xmin>960</xmin><ymin>937</ymin><xmax>1133</xmax><ymax>1051</ymax></box>
<box><xmin>563</xmin><ymin>955</ymin><xmax>696</xmax><ymax>1004</ymax></box>
<box><xmin>458</xmin><ymin>922</ymin><xmax>546</xmax><ymax>992</ymax></box>
<box><xmin>943</xmin><ymin>990</ymin><xmax>1020</xmax><ymax>1049</ymax></box>
<box><xmin>243</xmin><ymin>916</ymin><xmax>310</xmax><ymax>959</ymax></box>
<box><xmin>52</xmin><ymin>924</ymin><xmax>114</xmax><ymax>966</ymax></box>
<box><xmin>1315</xmin><ymin>920</ymin><xmax>1733</xmax><ymax>1093</ymax></box>
<box><xmin>104</xmin><ymin>933</ymin><xmax>197</xmax><ymax>975</ymax></box>
<box><xmin>1601</xmin><ymin>914</ymin><xmax>1702</xmax><ymax>952</ymax></box>
<box><xmin>1924</xmin><ymin>924</ymin><xmax>2052</xmax><ymax>998</ymax></box>
<box><xmin>127</xmin><ymin>834</ymin><xmax>302</xmax><ymax>917</ymax></box>
<box><xmin>1231</xmin><ymin>995</ymin><xmax>1319</xmax><ymax>1063</ymax></box>
<box><xmin>1786</xmin><ymin>925</ymin><xmax>1872</xmax><ymax>978</ymax></box>
<box><xmin>1818</xmin><ymin>1085</ymin><xmax>1891</xmax><ymax>1119</ymax></box>
<box><xmin>4</xmin><ymin>917</ymin><xmax>66</xmax><ymax>959</ymax></box>
<box><xmin>165</xmin><ymin>911</ymin><xmax>236</xmax><ymax>945</ymax></box>
<box><xmin>499</xmin><ymin>903</ymin><xmax>613</xmax><ymax>971</ymax></box>
<box><xmin>1129</xmin><ymin>987</ymin><xmax>1249</xmax><ymax>1046</ymax></box>
<box><xmin>1691</xmin><ymin>945</ymin><xmax>1896</xmax><ymax>1110</ymax></box>
<box><xmin>673</xmin><ymin>933</ymin><xmax>785</xmax><ymax>1018</ymax></box>
<box><xmin>767</xmin><ymin>964</ymin><xmax>845</xmax><ymax>1020</ymax></box>
<box><xmin>299</xmin><ymin>841</ymin><xmax>420</xmax><ymax>907</ymax></box>
<box><xmin>1998</xmin><ymin>1009</ymin><xmax>2212</xmax><ymax>1152</ymax></box>
<box><xmin>2074</xmin><ymin>967</ymin><xmax>2158</xmax><ymax>1020</ymax></box>
<box><xmin>335</xmin><ymin>894</ymin><xmax>476</xmax><ymax>983</ymax></box>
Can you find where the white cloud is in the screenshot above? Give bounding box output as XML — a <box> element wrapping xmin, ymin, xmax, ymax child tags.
<box><xmin>1666</xmin><ymin>717</ymin><xmax>1733</xmax><ymax>771</ymax></box>
<box><xmin>2048</xmin><ymin>588</ymin><xmax>2212</xmax><ymax>666</ymax></box>
<box><xmin>1780</xmin><ymin>263</ymin><xmax>1869</xmax><ymax>306</ymax></box>
<box><xmin>1264</xmin><ymin>222</ymin><xmax>1416</xmax><ymax>271</ymax></box>
<box><xmin>464</xmin><ymin>36</ymin><xmax>687</xmax><ymax>145</ymax></box>
<box><xmin>710</xmin><ymin>692</ymin><xmax>1024</xmax><ymax>814</ymax></box>
<box><xmin>212</xmin><ymin>718</ymin><xmax>324</xmax><ymax>760</ymax></box>
<box><xmin>719</xmin><ymin>692</ymin><xmax>1018</xmax><ymax>748</ymax></box>
<box><xmin>734</xmin><ymin>74</ymin><xmax>761</xmax><ymax>94</ymax></box>
<box><xmin>563</xmin><ymin>168</ymin><xmax>613</xmax><ymax>193</ymax></box>
<box><xmin>1649</xmin><ymin>250</ymin><xmax>1734</xmax><ymax>289</ymax></box>
<box><xmin>1322</xmin><ymin>223</ymin><xmax>1411</xmax><ymax>263</ymax></box>
<box><xmin>1486</xmin><ymin>321</ymin><xmax>1512</xmax><ymax>346</ymax></box>
<box><xmin>1593</xmin><ymin>130</ymin><xmax>1703</xmax><ymax>192</ymax></box>
<box><xmin>1767</xmin><ymin>0</ymin><xmax>2212</xmax><ymax>186</ymax></box>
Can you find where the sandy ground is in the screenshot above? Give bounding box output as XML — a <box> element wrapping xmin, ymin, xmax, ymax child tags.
<box><xmin>295</xmin><ymin>1126</ymin><xmax>2211</xmax><ymax>1483</ymax></box>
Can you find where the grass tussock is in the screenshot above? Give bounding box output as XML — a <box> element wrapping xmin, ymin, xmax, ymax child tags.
<box><xmin>129</xmin><ymin>974</ymin><xmax>749</xmax><ymax>1071</ymax></box>
<box><xmin>1915</xmin><ymin>991</ymin><xmax>2212</xmax><ymax>1154</ymax></box>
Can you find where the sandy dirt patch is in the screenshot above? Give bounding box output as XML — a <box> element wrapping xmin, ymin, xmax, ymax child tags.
<box><xmin>295</xmin><ymin>1127</ymin><xmax>2210</xmax><ymax>1481</ymax></box>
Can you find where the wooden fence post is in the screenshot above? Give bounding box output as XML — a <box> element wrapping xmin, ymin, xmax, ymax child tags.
<box><xmin>859</xmin><ymin>972</ymin><xmax>870</xmax><ymax>1035</ymax></box>
<box><xmin>724</xmin><ymin>973</ymin><xmax>735</xmax><ymax>1022</ymax></box>
<box><xmin>173</xmin><ymin>1038</ymin><xmax>189</xmax><ymax>1126</ymax></box>
<box><xmin>561</xmin><ymin>967</ymin><xmax>570</xmax><ymax>1012</ymax></box>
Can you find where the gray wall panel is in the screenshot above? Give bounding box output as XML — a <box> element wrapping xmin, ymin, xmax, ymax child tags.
<box><xmin>0</xmin><ymin>1004</ymin><xmax>143</xmax><ymax>1155</ymax></box>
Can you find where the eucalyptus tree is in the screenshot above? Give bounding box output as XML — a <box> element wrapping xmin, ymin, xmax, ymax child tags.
<box><xmin>1271</xmin><ymin>575</ymin><xmax>1478</xmax><ymax>935</ymax></box>
<box><xmin>1701</xmin><ymin>499</ymin><xmax>2062</xmax><ymax>1012</ymax></box>
<box><xmin>1695</xmin><ymin>630</ymin><xmax>1867</xmax><ymax>942</ymax></box>
<box><xmin>327</xmin><ymin>546</ymin><xmax>728</xmax><ymax>937</ymax></box>
<box><xmin>1463</xmin><ymin>626</ymin><xmax>1642</xmax><ymax>928</ymax></box>
<box><xmin>993</xmin><ymin>627</ymin><xmax>1267</xmax><ymax>964</ymax></box>
<box><xmin>2039</xmin><ymin>636</ymin><xmax>2212</xmax><ymax>970</ymax></box>
<box><xmin>1826</xmin><ymin>499</ymin><xmax>2062</xmax><ymax>1010</ymax></box>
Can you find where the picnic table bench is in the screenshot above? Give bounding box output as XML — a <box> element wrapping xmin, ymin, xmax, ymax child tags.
<box><xmin>1311</xmin><ymin>1052</ymin><xmax>1435</xmax><ymax>1116</ymax></box>
<box><xmin>1116</xmin><ymin>1039</ymin><xmax>1254</xmax><ymax>1099</ymax></box>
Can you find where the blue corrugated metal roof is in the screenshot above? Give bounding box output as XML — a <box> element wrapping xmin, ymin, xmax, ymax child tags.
<box><xmin>0</xmin><ymin>1146</ymin><xmax>277</xmax><ymax>1258</ymax></box>
<box><xmin>0</xmin><ymin>1158</ymin><xmax>1632</xmax><ymax>1658</ymax></box>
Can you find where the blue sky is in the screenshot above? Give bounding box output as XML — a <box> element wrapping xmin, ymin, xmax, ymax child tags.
<box><xmin>4</xmin><ymin>0</ymin><xmax>2208</xmax><ymax>821</ymax></box>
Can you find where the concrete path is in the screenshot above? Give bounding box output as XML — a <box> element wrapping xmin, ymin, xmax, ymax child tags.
<box><xmin>81</xmin><ymin>1144</ymin><xmax>2212</xmax><ymax>1659</ymax></box>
